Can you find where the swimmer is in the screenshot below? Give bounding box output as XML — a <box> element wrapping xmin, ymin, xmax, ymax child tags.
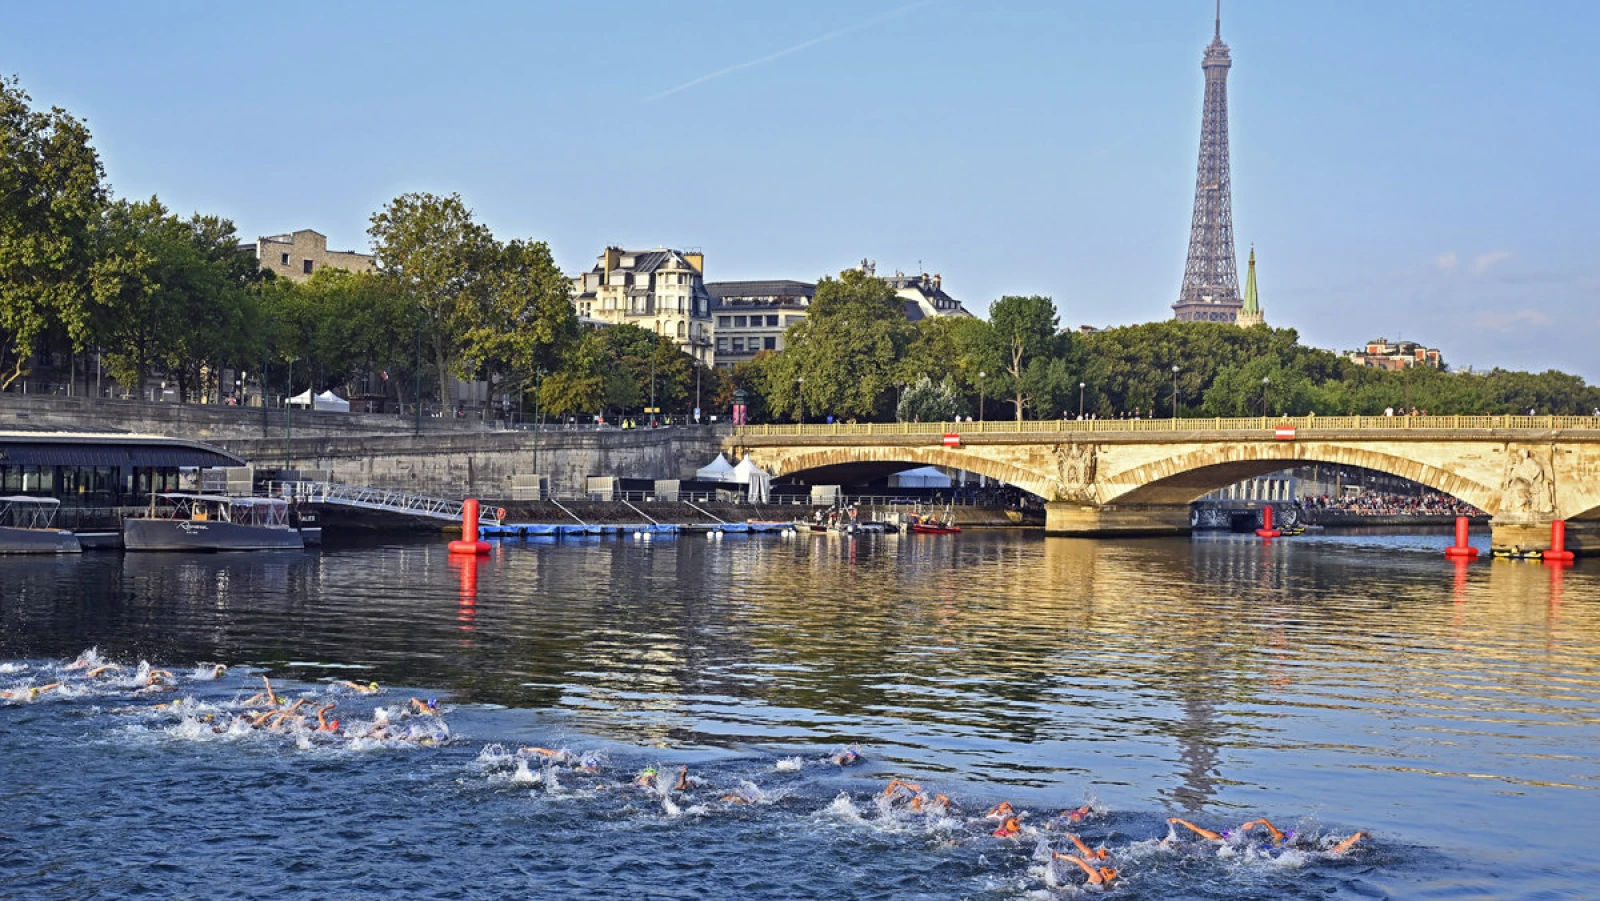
<box><xmin>409</xmin><ymin>697</ymin><xmax>441</xmax><ymax>716</ymax></box>
<box><xmin>909</xmin><ymin>793</ymin><xmax>950</xmax><ymax>814</ymax></box>
<box><xmin>315</xmin><ymin>702</ymin><xmax>339</xmax><ymax>732</ymax></box>
<box><xmin>1052</xmin><ymin>851</ymin><xmax>1118</xmax><ymax>886</ymax></box>
<box><xmin>85</xmin><ymin>664</ymin><xmax>122</xmax><ymax>679</ymax></box>
<box><xmin>831</xmin><ymin>748</ymin><xmax>862</xmax><ymax>766</ymax></box>
<box><xmin>335</xmin><ymin>680</ymin><xmax>380</xmax><ymax>694</ymax></box>
<box><xmin>0</xmin><ymin>682</ymin><xmax>62</xmax><ymax>701</ymax></box>
<box><xmin>635</xmin><ymin>767</ymin><xmax>659</xmax><ymax>789</ymax></box>
<box><xmin>1330</xmin><ymin>831</ymin><xmax>1369</xmax><ymax>855</ymax></box>
<box><xmin>1166</xmin><ymin>817</ymin><xmax>1225</xmax><ymax>841</ymax></box>
<box><xmin>578</xmin><ymin>754</ymin><xmax>603</xmax><ymax>774</ymax></box>
<box><xmin>993</xmin><ymin>816</ymin><xmax>1025</xmax><ymax>838</ymax></box>
<box><xmin>719</xmin><ymin>793</ymin><xmax>751</xmax><ymax>805</ymax></box>
<box><xmin>64</xmin><ymin>650</ymin><xmax>99</xmax><ymax>670</ymax></box>
<box><xmin>1240</xmin><ymin>818</ymin><xmax>1291</xmax><ymax>846</ymax></box>
<box><xmin>985</xmin><ymin>801</ymin><xmax>1016</xmax><ymax>820</ymax></box>
<box><xmin>519</xmin><ymin>746</ymin><xmax>572</xmax><ymax>761</ymax></box>
<box><xmin>199</xmin><ymin>664</ymin><xmax>227</xmax><ymax>679</ymax></box>
<box><xmin>1055</xmin><ymin>804</ymin><xmax>1094</xmax><ymax>825</ymax></box>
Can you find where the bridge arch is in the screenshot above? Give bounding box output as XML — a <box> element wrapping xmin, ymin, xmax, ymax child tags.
<box><xmin>1101</xmin><ymin>442</ymin><xmax>1502</xmax><ymax>512</ymax></box>
<box><xmin>736</xmin><ymin>445</ymin><xmax>1057</xmax><ymax>499</ymax></box>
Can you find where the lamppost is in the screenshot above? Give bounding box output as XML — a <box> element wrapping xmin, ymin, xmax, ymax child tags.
<box><xmin>895</xmin><ymin>382</ymin><xmax>905</xmax><ymax>421</ymax></box>
<box><xmin>978</xmin><ymin>371</ymin><xmax>987</xmax><ymax>422</ymax></box>
<box><xmin>1078</xmin><ymin>381</ymin><xmax>1086</xmax><ymax>419</ymax></box>
<box><xmin>694</xmin><ymin>358</ymin><xmax>702</xmax><ymax>424</ymax></box>
<box><xmin>532</xmin><ymin>367</ymin><xmax>545</xmax><ymax>481</ymax></box>
<box><xmin>284</xmin><ymin>356</ymin><xmax>300</xmax><ymax>472</ymax></box>
<box><xmin>1261</xmin><ymin>376</ymin><xmax>1270</xmax><ymax>416</ymax></box>
<box><xmin>796</xmin><ymin>377</ymin><xmax>804</xmax><ymax>424</ymax></box>
<box><xmin>649</xmin><ymin>351</ymin><xmax>657</xmax><ymax>428</ymax></box>
<box><xmin>1171</xmin><ymin>365</ymin><xmax>1181</xmax><ymax>419</ymax></box>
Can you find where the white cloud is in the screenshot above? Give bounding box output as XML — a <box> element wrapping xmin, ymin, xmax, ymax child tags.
<box><xmin>1433</xmin><ymin>252</ymin><xmax>1459</xmax><ymax>272</ymax></box>
<box><xmin>1470</xmin><ymin>250</ymin><xmax>1514</xmax><ymax>276</ymax></box>
<box><xmin>1468</xmin><ymin>308</ymin><xmax>1552</xmax><ymax>332</ymax></box>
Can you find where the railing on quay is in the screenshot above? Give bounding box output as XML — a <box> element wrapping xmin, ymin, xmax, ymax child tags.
<box><xmin>732</xmin><ymin>413</ymin><xmax>1600</xmax><ymax>439</ymax></box>
<box><xmin>271</xmin><ymin>480</ymin><xmax>502</xmax><ymax>525</ymax></box>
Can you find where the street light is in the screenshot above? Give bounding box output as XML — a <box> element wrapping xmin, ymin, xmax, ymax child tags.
<box><xmin>284</xmin><ymin>356</ymin><xmax>300</xmax><ymax>472</ymax></box>
<box><xmin>694</xmin><ymin>358</ymin><xmax>702</xmax><ymax>424</ymax></box>
<box><xmin>1261</xmin><ymin>376</ymin><xmax>1270</xmax><ymax>416</ymax></box>
<box><xmin>1171</xmin><ymin>365</ymin><xmax>1181</xmax><ymax>419</ymax></box>
<box><xmin>796</xmin><ymin>377</ymin><xmax>804</xmax><ymax>424</ymax></box>
<box><xmin>1078</xmin><ymin>381</ymin><xmax>1086</xmax><ymax>419</ymax></box>
<box><xmin>978</xmin><ymin>371</ymin><xmax>987</xmax><ymax>422</ymax></box>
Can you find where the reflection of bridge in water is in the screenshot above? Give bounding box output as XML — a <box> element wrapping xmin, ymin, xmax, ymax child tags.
<box><xmin>728</xmin><ymin>415</ymin><xmax>1600</xmax><ymax>552</ymax></box>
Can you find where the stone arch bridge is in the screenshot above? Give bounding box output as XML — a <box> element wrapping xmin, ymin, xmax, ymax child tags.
<box><xmin>725</xmin><ymin>415</ymin><xmax>1600</xmax><ymax>553</ymax></box>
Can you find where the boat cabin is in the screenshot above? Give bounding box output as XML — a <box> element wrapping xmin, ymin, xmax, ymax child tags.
<box><xmin>0</xmin><ymin>496</ymin><xmax>65</xmax><ymax>529</ymax></box>
<box><xmin>143</xmin><ymin>494</ymin><xmax>293</xmax><ymax>529</ymax></box>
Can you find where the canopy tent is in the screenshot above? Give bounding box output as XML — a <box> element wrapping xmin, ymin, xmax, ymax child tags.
<box><xmin>695</xmin><ymin>453</ymin><xmax>736</xmax><ymax>482</ymax></box>
<box><xmin>889</xmin><ymin>465</ymin><xmax>953</xmax><ymax>488</ymax></box>
<box><xmin>287</xmin><ymin>389</ymin><xmax>351</xmax><ymax>412</ymax></box>
<box><xmin>731</xmin><ymin>456</ymin><xmax>772</xmax><ymax>503</ymax></box>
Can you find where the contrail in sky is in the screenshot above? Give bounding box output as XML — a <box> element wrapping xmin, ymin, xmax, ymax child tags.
<box><xmin>644</xmin><ymin>0</ymin><xmax>935</xmax><ymax>102</ymax></box>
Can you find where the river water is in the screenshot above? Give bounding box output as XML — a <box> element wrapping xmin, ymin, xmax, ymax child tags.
<box><xmin>2</xmin><ymin>530</ymin><xmax>1597</xmax><ymax>900</ymax></box>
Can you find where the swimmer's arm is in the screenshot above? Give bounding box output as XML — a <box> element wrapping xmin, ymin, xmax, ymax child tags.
<box><xmin>674</xmin><ymin>766</ymin><xmax>689</xmax><ymax>791</ymax></box>
<box><xmin>1051</xmin><ymin>852</ymin><xmax>1104</xmax><ymax>883</ymax></box>
<box><xmin>1065</xmin><ymin>833</ymin><xmax>1106</xmax><ymax>860</ymax></box>
<box><xmin>1241</xmin><ymin>818</ymin><xmax>1285</xmax><ymax>843</ymax></box>
<box><xmin>1167</xmin><ymin>817</ymin><xmax>1223</xmax><ymax>841</ymax></box>
<box><xmin>1330</xmin><ymin>831</ymin><xmax>1368</xmax><ymax>854</ymax></box>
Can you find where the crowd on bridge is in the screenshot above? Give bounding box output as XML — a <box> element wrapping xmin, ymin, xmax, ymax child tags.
<box><xmin>1303</xmin><ymin>491</ymin><xmax>1482</xmax><ymax>518</ymax></box>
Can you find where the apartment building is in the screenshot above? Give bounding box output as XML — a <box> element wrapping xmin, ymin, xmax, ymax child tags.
<box><xmin>571</xmin><ymin>247</ymin><xmax>713</xmax><ymax>364</ymax></box>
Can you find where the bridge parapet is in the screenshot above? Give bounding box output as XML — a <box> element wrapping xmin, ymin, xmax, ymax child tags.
<box><xmin>734</xmin><ymin>414</ymin><xmax>1600</xmax><ymax>441</ymax></box>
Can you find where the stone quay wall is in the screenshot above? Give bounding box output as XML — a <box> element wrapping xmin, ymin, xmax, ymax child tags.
<box><xmin>216</xmin><ymin>427</ymin><xmax>724</xmax><ymax>499</ymax></box>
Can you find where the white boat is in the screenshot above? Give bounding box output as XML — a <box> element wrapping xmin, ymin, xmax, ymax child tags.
<box><xmin>123</xmin><ymin>494</ymin><xmax>306</xmax><ymax>552</ymax></box>
<box><xmin>0</xmin><ymin>496</ymin><xmax>82</xmax><ymax>554</ymax></box>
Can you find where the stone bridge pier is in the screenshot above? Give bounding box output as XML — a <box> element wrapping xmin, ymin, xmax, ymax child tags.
<box><xmin>727</xmin><ymin>418</ymin><xmax>1600</xmax><ymax>556</ymax></box>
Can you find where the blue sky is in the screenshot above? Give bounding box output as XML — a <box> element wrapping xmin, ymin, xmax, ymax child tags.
<box><xmin>6</xmin><ymin>1</ymin><xmax>1597</xmax><ymax>376</ymax></box>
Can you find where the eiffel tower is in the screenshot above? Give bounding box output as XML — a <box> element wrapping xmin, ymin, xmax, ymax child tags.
<box><xmin>1173</xmin><ymin>1</ymin><xmax>1243</xmax><ymax>323</ymax></box>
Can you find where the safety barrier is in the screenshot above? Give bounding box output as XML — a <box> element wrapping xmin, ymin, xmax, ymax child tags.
<box><xmin>732</xmin><ymin>414</ymin><xmax>1600</xmax><ymax>439</ymax></box>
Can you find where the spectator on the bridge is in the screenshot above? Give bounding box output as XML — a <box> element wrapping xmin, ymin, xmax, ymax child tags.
<box><xmin>1384</xmin><ymin>407</ymin><xmax>1394</xmax><ymax>416</ymax></box>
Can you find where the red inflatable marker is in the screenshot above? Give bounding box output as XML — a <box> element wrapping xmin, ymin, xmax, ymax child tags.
<box><xmin>448</xmin><ymin>498</ymin><xmax>490</xmax><ymax>555</ymax></box>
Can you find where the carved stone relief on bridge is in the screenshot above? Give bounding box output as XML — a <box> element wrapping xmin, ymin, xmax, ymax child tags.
<box><xmin>1498</xmin><ymin>445</ymin><xmax>1555</xmax><ymax>516</ymax></box>
<box><xmin>1051</xmin><ymin>442</ymin><xmax>1098</xmax><ymax>503</ymax></box>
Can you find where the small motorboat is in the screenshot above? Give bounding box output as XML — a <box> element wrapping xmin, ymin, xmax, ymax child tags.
<box><xmin>0</xmin><ymin>496</ymin><xmax>82</xmax><ymax>554</ymax></box>
<box><xmin>124</xmin><ymin>494</ymin><xmax>307</xmax><ymax>552</ymax></box>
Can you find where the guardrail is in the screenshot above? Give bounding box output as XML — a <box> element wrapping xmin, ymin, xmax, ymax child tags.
<box><xmin>271</xmin><ymin>481</ymin><xmax>502</xmax><ymax>525</ymax></box>
<box><xmin>732</xmin><ymin>414</ymin><xmax>1600</xmax><ymax>439</ymax></box>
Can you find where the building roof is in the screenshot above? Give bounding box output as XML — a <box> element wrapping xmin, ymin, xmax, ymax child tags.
<box><xmin>704</xmin><ymin>280</ymin><xmax>816</xmax><ymax>300</ymax></box>
<box><xmin>0</xmin><ymin>431</ymin><xmax>245</xmax><ymax>468</ymax></box>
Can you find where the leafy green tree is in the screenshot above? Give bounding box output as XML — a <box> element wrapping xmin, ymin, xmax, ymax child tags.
<box><xmin>0</xmin><ymin>76</ymin><xmax>108</xmax><ymax>388</ymax></box>
<box><xmin>988</xmin><ymin>295</ymin><xmax>1061</xmax><ymax>420</ymax></box>
<box><xmin>897</xmin><ymin>374</ymin><xmax>968</xmax><ymax>423</ymax></box>
<box><xmin>368</xmin><ymin>192</ymin><xmax>493</xmax><ymax>408</ymax></box>
<box><xmin>762</xmin><ymin>268</ymin><xmax>915</xmax><ymax>421</ymax></box>
<box><xmin>461</xmin><ymin>237</ymin><xmax>577</xmax><ymax>401</ymax></box>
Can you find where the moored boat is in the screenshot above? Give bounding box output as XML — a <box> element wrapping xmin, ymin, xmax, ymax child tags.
<box><xmin>0</xmin><ymin>496</ymin><xmax>82</xmax><ymax>554</ymax></box>
<box><xmin>124</xmin><ymin>494</ymin><xmax>306</xmax><ymax>551</ymax></box>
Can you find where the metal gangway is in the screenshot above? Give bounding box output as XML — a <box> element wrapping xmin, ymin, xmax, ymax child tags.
<box><xmin>274</xmin><ymin>481</ymin><xmax>502</xmax><ymax>526</ymax></box>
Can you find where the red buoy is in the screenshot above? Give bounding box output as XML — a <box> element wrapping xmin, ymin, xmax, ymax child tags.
<box><xmin>1255</xmin><ymin>505</ymin><xmax>1281</xmax><ymax>539</ymax></box>
<box><xmin>1544</xmin><ymin>519</ymin><xmax>1576</xmax><ymax>563</ymax></box>
<box><xmin>448</xmin><ymin>497</ymin><xmax>490</xmax><ymax>555</ymax></box>
<box><xmin>1444</xmin><ymin>515</ymin><xmax>1479</xmax><ymax>559</ymax></box>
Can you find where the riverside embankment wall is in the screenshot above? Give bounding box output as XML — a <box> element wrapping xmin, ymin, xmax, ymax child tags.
<box><xmin>2</xmin><ymin>394</ymin><xmax>724</xmax><ymax>497</ymax></box>
<box><xmin>217</xmin><ymin>428</ymin><xmax>723</xmax><ymax>498</ymax></box>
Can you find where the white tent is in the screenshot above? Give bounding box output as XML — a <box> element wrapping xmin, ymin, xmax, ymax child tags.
<box><xmin>731</xmin><ymin>456</ymin><xmax>773</xmax><ymax>503</ymax></box>
<box><xmin>286</xmin><ymin>389</ymin><xmax>351</xmax><ymax>412</ymax></box>
<box><xmin>890</xmin><ymin>465</ymin><xmax>952</xmax><ymax>488</ymax></box>
<box><xmin>314</xmin><ymin>390</ymin><xmax>350</xmax><ymax>413</ymax></box>
<box><xmin>695</xmin><ymin>453</ymin><xmax>736</xmax><ymax>482</ymax></box>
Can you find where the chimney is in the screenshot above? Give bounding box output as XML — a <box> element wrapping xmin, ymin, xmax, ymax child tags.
<box><xmin>684</xmin><ymin>251</ymin><xmax>704</xmax><ymax>275</ymax></box>
<box><xmin>603</xmin><ymin>246</ymin><xmax>622</xmax><ymax>278</ymax></box>
<box><xmin>933</xmin><ymin>273</ymin><xmax>941</xmax><ymax>290</ymax></box>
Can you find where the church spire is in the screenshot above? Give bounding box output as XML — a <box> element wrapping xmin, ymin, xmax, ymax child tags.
<box><xmin>1237</xmin><ymin>246</ymin><xmax>1265</xmax><ymax>327</ymax></box>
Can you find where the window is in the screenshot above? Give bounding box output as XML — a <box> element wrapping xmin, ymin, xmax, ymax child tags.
<box><xmin>717</xmin><ymin>316</ymin><xmax>730</xmax><ymax>327</ymax></box>
<box><xmin>280</xmin><ymin>253</ymin><xmax>290</xmax><ymax>265</ymax></box>
<box><xmin>733</xmin><ymin>316</ymin><xmax>747</xmax><ymax>328</ymax></box>
<box><xmin>716</xmin><ymin>338</ymin><xmax>730</xmax><ymax>352</ymax></box>
<box><xmin>763</xmin><ymin>337</ymin><xmax>777</xmax><ymax>350</ymax></box>
<box><xmin>766</xmin><ymin>315</ymin><xmax>779</xmax><ymax>327</ymax></box>
<box><xmin>677</xmin><ymin>321</ymin><xmax>686</xmax><ymax>338</ymax></box>
<box><xmin>731</xmin><ymin>338</ymin><xmax>745</xmax><ymax>352</ymax></box>
<box><xmin>302</xmin><ymin>259</ymin><xmax>313</xmax><ymax>274</ymax></box>
<box><xmin>785</xmin><ymin>316</ymin><xmax>803</xmax><ymax>326</ymax></box>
